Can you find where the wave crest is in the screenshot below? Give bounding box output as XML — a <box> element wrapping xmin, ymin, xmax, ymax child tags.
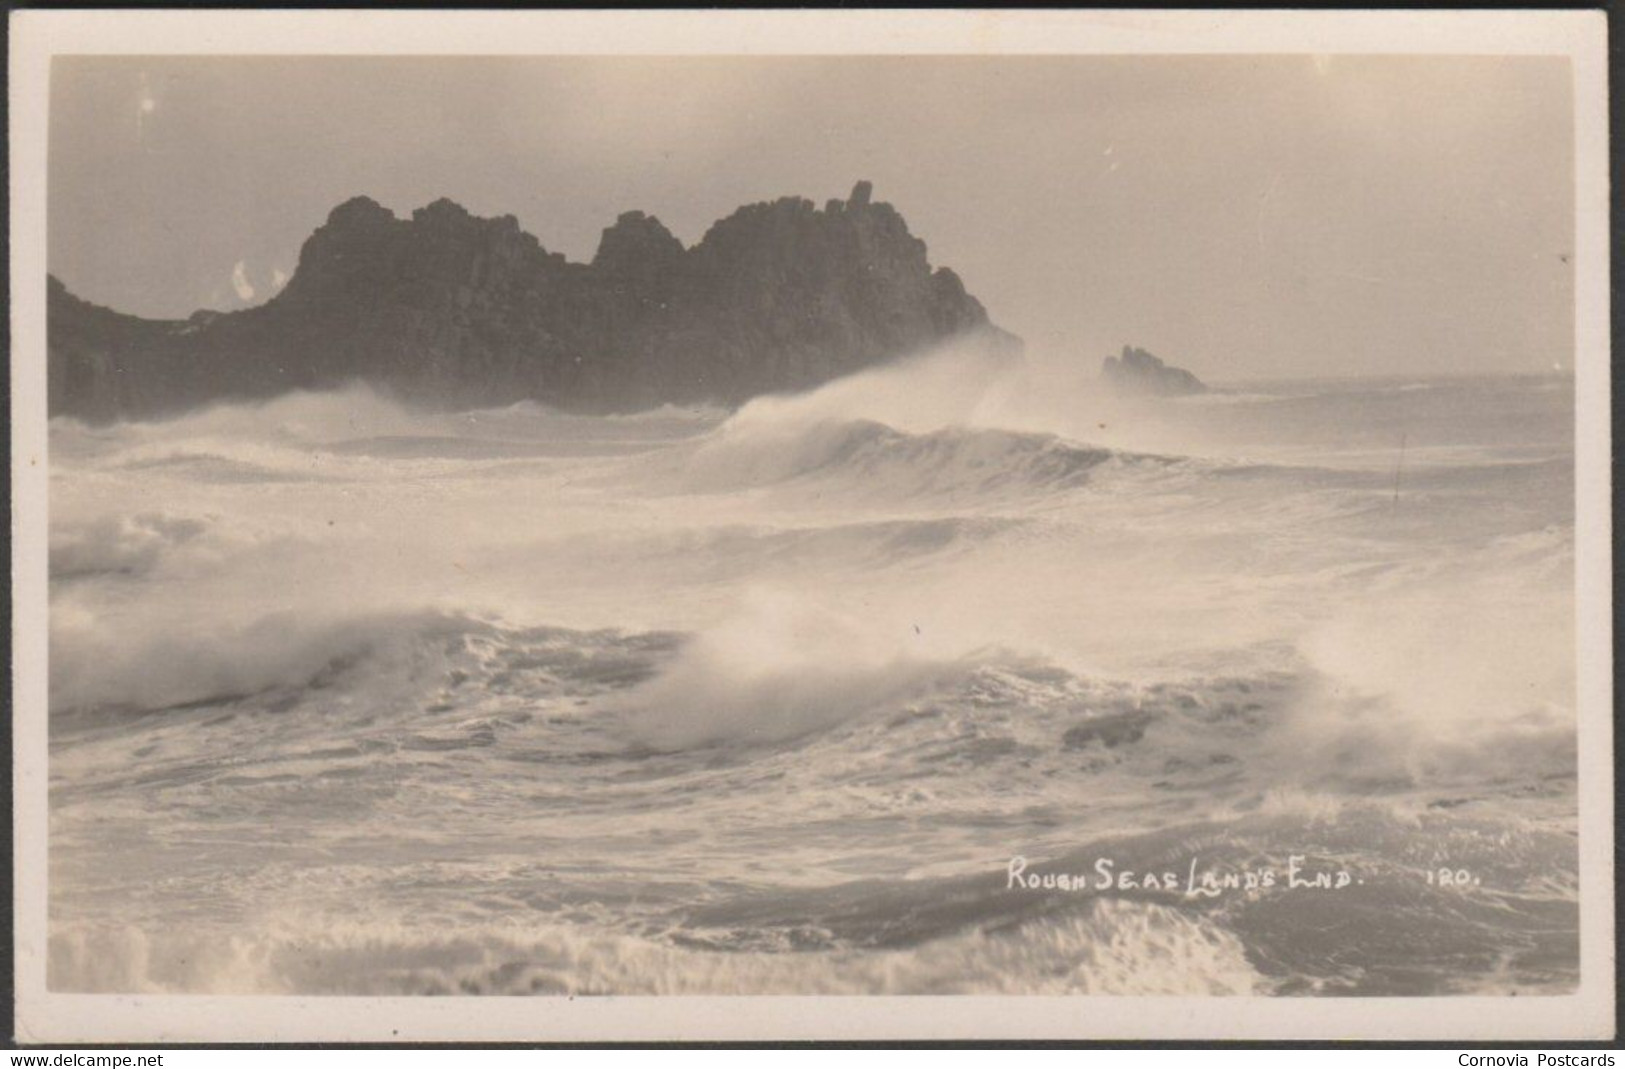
<box><xmin>680</xmin><ymin>418</ymin><xmax>1118</xmax><ymax>502</ymax></box>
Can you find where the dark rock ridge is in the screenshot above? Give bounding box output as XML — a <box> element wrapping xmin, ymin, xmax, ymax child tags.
<box><xmin>48</xmin><ymin>182</ymin><xmax>1016</xmax><ymax>423</ymax></box>
<box><xmin>1100</xmin><ymin>346</ymin><xmax>1206</xmax><ymax>397</ymax></box>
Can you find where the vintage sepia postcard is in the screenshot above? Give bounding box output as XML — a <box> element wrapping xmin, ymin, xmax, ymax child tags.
<box><xmin>9</xmin><ymin>8</ymin><xmax>1614</xmax><ymax>1044</ymax></box>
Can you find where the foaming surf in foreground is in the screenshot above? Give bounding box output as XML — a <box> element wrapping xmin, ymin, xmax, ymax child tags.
<box><xmin>48</xmin><ymin>347</ymin><xmax>1577</xmax><ymax>995</ymax></box>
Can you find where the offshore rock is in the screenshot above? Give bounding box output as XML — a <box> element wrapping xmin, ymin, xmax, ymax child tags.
<box><xmin>1100</xmin><ymin>346</ymin><xmax>1207</xmax><ymax>397</ymax></box>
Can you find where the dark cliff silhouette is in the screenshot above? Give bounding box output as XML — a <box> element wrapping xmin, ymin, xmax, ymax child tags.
<box><xmin>48</xmin><ymin>182</ymin><xmax>1016</xmax><ymax>423</ymax></box>
<box><xmin>1100</xmin><ymin>345</ymin><xmax>1207</xmax><ymax>397</ymax></box>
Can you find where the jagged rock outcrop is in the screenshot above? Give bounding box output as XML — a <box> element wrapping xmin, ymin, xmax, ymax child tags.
<box><xmin>48</xmin><ymin>182</ymin><xmax>1016</xmax><ymax>423</ymax></box>
<box><xmin>1100</xmin><ymin>346</ymin><xmax>1206</xmax><ymax>397</ymax></box>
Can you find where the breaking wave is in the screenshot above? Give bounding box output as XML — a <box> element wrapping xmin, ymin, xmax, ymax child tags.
<box><xmin>49</xmin><ymin>897</ymin><xmax>1261</xmax><ymax>996</ymax></box>
<box><xmin>678</xmin><ymin>418</ymin><xmax>1121</xmax><ymax>501</ymax></box>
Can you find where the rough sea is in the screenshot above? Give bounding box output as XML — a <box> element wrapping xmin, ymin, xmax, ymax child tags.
<box><xmin>47</xmin><ymin>343</ymin><xmax>1578</xmax><ymax>996</ymax></box>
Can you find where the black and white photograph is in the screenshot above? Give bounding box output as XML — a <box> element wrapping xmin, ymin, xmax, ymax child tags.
<box><xmin>10</xmin><ymin>9</ymin><xmax>1613</xmax><ymax>1044</ymax></box>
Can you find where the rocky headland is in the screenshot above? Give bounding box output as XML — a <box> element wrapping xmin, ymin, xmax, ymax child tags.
<box><xmin>49</xmin><ymin>182</ymin><xmax>1017</xmax><ymax>423</ymax></box>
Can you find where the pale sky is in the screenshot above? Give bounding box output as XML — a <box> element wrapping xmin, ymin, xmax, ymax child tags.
<box><xmin>49</xmin><ymin>55</ymin><xmax>1573</xmax><ymax>380</ymax></box>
